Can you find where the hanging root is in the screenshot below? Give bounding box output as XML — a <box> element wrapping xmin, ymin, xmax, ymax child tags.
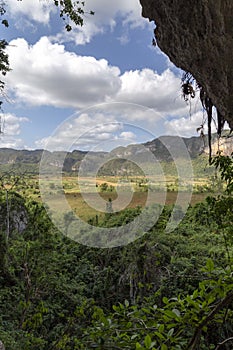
<box><xmin>181</xmin><ymin>72</ymin><xmax>226</xmax><ymax>162</ymax></box>
<box><xmin>200</xmin><ymin>85</ymin><xmax>226</xmax><ymax>162</ymax></box>
<box><xmin>217</xmin><ymin>109</ymin><xmax>225</xmax><ymax>137</ymax></box>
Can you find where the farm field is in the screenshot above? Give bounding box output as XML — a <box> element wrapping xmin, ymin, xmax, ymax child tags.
<box><xmin>49</xmin><ymin>174</ymin><xmax>214</xmax><ymax>193</ymax></box>
<box><xmin>64</xmin><ymin>191</ymin><xmax>210</xmax><ymax>222</ymax></box>
<box><xmin>38</xmin><ymin>174</ymin><xmax>221</xmax><ymax>222</ymax></box>
<box><xmin>7</xmin><ymin>171</ymin><xmax>222</xmax><ymax>224</ymax></box>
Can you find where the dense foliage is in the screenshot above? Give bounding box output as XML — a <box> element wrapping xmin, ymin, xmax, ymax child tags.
<box><xmin>0</xmin><ymin>154</ymin><xmax>232</xmax><ymax>349</ymax></box>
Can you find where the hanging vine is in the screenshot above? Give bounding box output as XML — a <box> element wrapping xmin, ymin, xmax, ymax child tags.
<box><xmin>181</xmin><ymin>72</ymin><xmax>227</xmax><ymax>161</ymax></box>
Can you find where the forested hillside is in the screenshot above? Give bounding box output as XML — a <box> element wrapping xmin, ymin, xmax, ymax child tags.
<box><xmin>0</xmin><ymin>154</ymin><xmax>232</xmax><ymax>349</ymax></box>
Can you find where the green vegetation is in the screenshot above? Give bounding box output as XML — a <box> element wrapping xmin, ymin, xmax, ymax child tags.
<box><xmin>0</xmin><ymin>153</ymin><xmax>232</xmax><ymax>349</ymax></box>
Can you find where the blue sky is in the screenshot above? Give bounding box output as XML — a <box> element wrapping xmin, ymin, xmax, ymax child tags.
<box><xmin>0</xmin><ymin>0</ymin><xmax>206</xmax><ymax>151</ymax></box>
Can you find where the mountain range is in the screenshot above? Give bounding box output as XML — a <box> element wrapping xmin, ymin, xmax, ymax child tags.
<box><xmin>0</xmin><ymin>133</ymin><xmax>231</xmax><ymax>174</ymax></box>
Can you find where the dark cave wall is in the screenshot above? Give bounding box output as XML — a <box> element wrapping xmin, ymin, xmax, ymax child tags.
<box><xmin>140</xmin><ymin>0</ymin><xmax>233</xmax><ymax>129</ymax></box>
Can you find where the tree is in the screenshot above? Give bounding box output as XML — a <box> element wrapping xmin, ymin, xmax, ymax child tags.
<box><xmin>0</xmin><ymin>2</ymin><xmax>10</xmax><ymax>104</ymax></box>
<box><xmin>53</xmin><ymin>0</ymin><xmax>94</xmax><ymax>32</ymax></box>
<box><xmin>52</xmin><ymin>262</ymin><xmax>233</xmax><ymax>349</ymax></box>
<box><xmin>211</xmin><ymin>152</ymin><xmax>233</xmax><ymax>195</ymax></box>
<box><xmin>0</xmin><ymin>171</ymin><xmax>27</xmax><ymax>242</ymax></box>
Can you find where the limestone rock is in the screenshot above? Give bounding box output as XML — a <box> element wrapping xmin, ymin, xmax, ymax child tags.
<box><xmin>140</xmin><ymin>0</ymin><xmax>233</xmax><ymax>129</ymax></box>
<box><xmin>0</xmin><ymin>341</ymin><xmax>5</xmax><ymax>350</ymax></box>
<box><xmin>208</xmin><ymin>135</ymin><xmax>233</xmax><ymax>156</ymax></box>
<box><xmin>0</xmin><ymin>195</ymin><xmax>28</xmax><ymax>235</ymax></box>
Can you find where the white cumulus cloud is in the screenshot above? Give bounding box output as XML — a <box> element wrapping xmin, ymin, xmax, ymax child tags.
<box><xmin>0</xmin><ymin>113</ymin><xmax>29</xmax><ymax>149</ymax></box>
<box><xmin>6</xmin><ymin>37</ymin><xmax>121</xmax><ymax>108</ymax></box>
<box><xmin>51</xmin><ymin>0</ymin><xmax>150</xmax><ymax>45</ymax></box>
<box><xmin>35</xmin><ymin>112</ymin><xmax>123</xmax><ymax>151</ymax></box>
<box><xmin>116</xmin><ymin>69</ymin><xmax>189</xmax><ymax>116</ymax></box>
<box><xmin>6</xmin><ymin>0</ymin><xmax>150</xmax><ymax>45</ymax></box>
<box><xmin>164</xmin><ymin>111</ymin><xmax>212</xmax><ymax>137</ymax></box>
<box><xmin>119</xmin><ymin>131</ymin><xmax>136</xmax><ymax>141</ymax></box>
<box><xmin>6</xmin><ymin>0</ymin><xmax>56</xmax><ymax>25</ymax></box>
<box><xmin>4</xmin><ymin>36</ymin><xmax>204</xmax><ymax>148</ymax></box>
<box><xmin>6</xmin><ymin>37</ymin><xmax>194</xmax><ymax>120</ymax></box>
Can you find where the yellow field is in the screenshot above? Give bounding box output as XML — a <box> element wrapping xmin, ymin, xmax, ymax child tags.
<box><xmin>60</xmin><ymin>175</ymin><xmax>211</xmax><ymax>194</ymax></box>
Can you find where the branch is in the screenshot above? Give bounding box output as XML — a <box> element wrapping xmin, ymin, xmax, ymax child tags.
<box><xmin>215</xmin><ymin>337</ymin><xmax>233</xmax><ymax>350</ymax></box>
<box><xmin>188</xmin><ymin>290</ymin><xmax>233</xmax><ymax>350</ymax></box>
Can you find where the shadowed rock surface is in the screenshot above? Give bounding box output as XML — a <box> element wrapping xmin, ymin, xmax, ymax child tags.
<box><xmin>140</xmin><ymin>0</ymin><xmax>233</xmax><ymax>129</ymax></box>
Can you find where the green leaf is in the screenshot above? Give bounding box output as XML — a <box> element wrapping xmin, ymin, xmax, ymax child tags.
<box><xmin>112</xmin><ymin>305</ymin><xmax>118</xmax><ymax>311</ymax></box>
<box><xmin>167</xmin><ymin>328</ymin><xmax>174</xmax><ymax>337</ymax></box>
<box><xmin>124</xmin><ymin>299</ymin><xmax>129</xmax><ymax>308</ymax></box>
<box><xmin>65</xmin><ymin>24</ymin><xmax>72</xmax><ymax>31</ymax></box>
<box><xmin>161</xmin><ymin>344</ymin><xmax>168</xmax><ymax>350</ymax></box>
<box><xmin>1</xmin><ymin>19</ymin><xmax>8</xmax><ymax>27</ymax></box>
<box><xmin>131</xmin><ymin>334</ymin><xmax>138</xmax><ymax>340</ymax></box>
<box><xmin>163</xmin><ymin>310</ymin><xmax>177</xmax><ymax>319</ymax></box>
<box><xmin>144</xmin><ymin>334</ymin><xmax>151</xmax><ymax>349</ymax></box>
<box><xmin>207</xmin><ymin>294</ymin><xmax>216</xmax><ymax>305</ymax></box>
<box><xmin>192</xmin><ymin>289</ymin><xmax>199</xmax><ymax>299</ymax></box>
<box><xmin>172</xmin><ymin>308</ymin><xmax>181</xmax><ymax>318</ymax></box>
<box><xmin>206</xmin><ymin>258</ymin><xmax>214</xmax><ymax>272</ymax></box>
<box><xmin>158</xmin><ymin>324</ymin><xmax>164</xmax><ymax>333</ymax></box>
<box><xmin>155</xmin><ymin>332</ymin><xmax>165</xmax><ymax>340</ymax></box>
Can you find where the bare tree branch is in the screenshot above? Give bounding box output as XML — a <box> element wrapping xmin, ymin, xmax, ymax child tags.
<box><xmin>215</xmin><ymin>337</ymin><xmax>233</xmax><ymax>350</ymax></box>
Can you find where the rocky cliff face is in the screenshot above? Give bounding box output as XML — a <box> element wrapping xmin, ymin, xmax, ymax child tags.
<box><xmin>140</xmin><ymin>0</ymin><xmax>233</xmax><ymax>130</ymax></box>
<box><xmin>210</xmin><ymin>135</ymin><xmax>232</xmax><ymax>156</ymax></box>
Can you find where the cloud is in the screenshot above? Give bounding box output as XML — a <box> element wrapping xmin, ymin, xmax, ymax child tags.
<box><xmin>117</xmin><ymin>33</ymin><xmax>130</xmax><ymax>45</ymax></box>
<box><xmin>119</xmin><ymin>131</ymin><xmax>136</xmax><ymax>141</ymax></box>
<box><xmin>1</xmin><ymin>113</ymin><xmax>29</xmax><ymax>136</ymax></box>
<box><xmin>51</xmin><ymin>0</ymin><xmax>149</xmax><ymax>45</ymax></box>
<box><xmin>164</xmin><ymin>110</ymin><xmax>213</xmax><ymax>137</ymax></box>
<box><xmin>6</xmin><ymin>0</ymin><xmax>55</xmax><ymax>25</ymax></box>
<box><xmin>35</xmin><ymin>112</ymin><xmax>123</xmax><ymax>151</ymax></box>
<box><xmin>6</xmin><ymin>37</ymin><xmax>195</xmax><ymax>118</ymax></box>
<box><xmin>116</xmin><ymin>69</ymin><xmax>188</xmax><ymax>115</ymax></box>
<box><xmin>164</xmin><ymin>106</ymin><xmax>231</xmax><ymax>138</ymax></box>
<box><xmin>6</xmin><ymin>37</ymin><xmax>121</xmax><ymax>108</ymax></box>
<box><xmin>87</xmin><ymin>0</ymin><xmax>147</xmax><ymax>29</ymax></box>
<box><xmin>0</xmin><ymin>113</ymin><xmax>29</xmax><ymax>149</ymax></box>
<box><xmin>5</xmin><ymin>36</ymin><xmax>204</xmax><ymax>146</ymax></box>
<box><xmin>35</xmin><ymin>110</ymin><xmax>145</xmax><ymax>151</ymax></box>
<box><xmin>6</xmin><ymin>0</ymin><xmax>149</xmax><ymax>45</ymax></box>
